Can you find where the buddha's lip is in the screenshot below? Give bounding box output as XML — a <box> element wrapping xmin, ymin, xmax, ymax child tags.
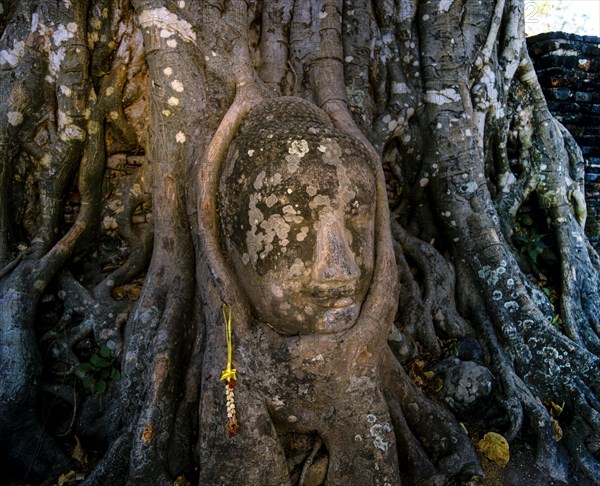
<box><xmin>305</xmin><ymin>285</ymin><xmax>356</xmax><ymax>303</ymax></box>
<box><xmin>311</xmin><ymin>294</ymin><xmax>357</xmax><ymax>308</ymax></box>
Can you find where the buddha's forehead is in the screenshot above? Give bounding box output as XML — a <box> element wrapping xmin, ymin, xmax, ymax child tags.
<box><xmin>218</xmin><ymin>133</ymin><xmax>376</xmax><ymax>275</ymax></box>
<box><xmin>221</xmin><ymin>135</ymin><xmax>374</xmax><ymax>209</ymax></box>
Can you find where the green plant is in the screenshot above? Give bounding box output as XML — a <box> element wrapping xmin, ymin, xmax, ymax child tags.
<box><xmin>78</xmin><ymin>344</ymin><xmax>121</xmax><ymax>394</ymax></box>
<box><xmin>513</xmin><ymin>215</ymin><xmax>548</xmax><ymax>264</ymax></box>
<box><xmin>550</xmin><ymin>314</ymin><xmax>561</xmax><ymax>331</ymax></box>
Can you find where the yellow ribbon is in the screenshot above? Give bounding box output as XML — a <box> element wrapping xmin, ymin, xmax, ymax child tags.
<box><xmin>220</xmin><ymin>303</ymin><xmax>237</xmax><ymax>382</ymax></box>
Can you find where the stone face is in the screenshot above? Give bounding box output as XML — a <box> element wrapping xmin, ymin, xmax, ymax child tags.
<box><xmin>528</xmin><ymin>32</ymin><xmax>600</xmax><ymax>251</ymax></box>
<box><xmin>218</xmin><ymin>97</ymin><xmax>377</xmax><ymax>335</ymax></box>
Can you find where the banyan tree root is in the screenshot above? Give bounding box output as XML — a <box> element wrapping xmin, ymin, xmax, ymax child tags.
<box><xmin>198</xmin><ymin>314</ymin><xmax>483</xmax><ymax>485</ymax></box>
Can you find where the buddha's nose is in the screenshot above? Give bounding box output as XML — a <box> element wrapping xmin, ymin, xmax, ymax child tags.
<box><xmin>312</xmin><ymin>211</ymin><xmax>360</xmax><ymax>285</ymax></box>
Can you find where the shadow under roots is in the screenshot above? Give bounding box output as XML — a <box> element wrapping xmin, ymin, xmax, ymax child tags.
<box><xmin>280</xmin><ymin>432</ymin><xmax>328</xmax><ymax>485</ymax></box>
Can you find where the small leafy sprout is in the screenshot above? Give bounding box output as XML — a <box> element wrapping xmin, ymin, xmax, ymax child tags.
<box><xmin>78</xmin><ymin>344</ymin><xmax>121</xmax><ymax>394</ymax></box>
<box><xmin>513</xmin><ymin>214</ymin><xmax>548</xmax><ymax>264</ymax></box>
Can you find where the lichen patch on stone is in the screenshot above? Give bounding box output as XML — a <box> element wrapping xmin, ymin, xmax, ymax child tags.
<box><xmin>7</xmin><ymin>111</ymin><xmax>24</xmax><ymax>126</ymax></box>
<box><xmin>138</xmin><ymin>8</ymin><xmax>196</xmax><ymax>43</ymax></box>
<box><xmin>0</xmin><ymin>40</ymin><xmax>25</xmax><ymax>67</ymax></box>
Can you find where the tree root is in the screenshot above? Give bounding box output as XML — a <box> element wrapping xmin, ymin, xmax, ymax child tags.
<box><xmin>392</xmin><ymin>219</ymin><xmax>470</xmax><ymax>352</ymax></box>
<box><xmin>476</xmin><ymin>307</ymin><xmax>567</xmax><ymax>481</ymax></box>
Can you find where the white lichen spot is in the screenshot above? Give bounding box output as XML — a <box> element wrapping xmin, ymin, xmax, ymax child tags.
<box><xmin>67</xmin><ymin>22</ymin><xmax>78</xmax><ymax>33</ymax></box>
<box><xmin>178</xmin><ymin>0</ymin><xmax>186</xmax><ymax>7</ymax></box>
<box><xmin>168</xmin><ymin>97</ymin><xmax>179</xmax><ymax>106</ymax></box>
<box><xmin>49</xmin><ymin>47</ymin><xmax>67</xmax><ymax>78</ymax></box>
<box><xmin>422</xmin><ymin>14</ymin><xmax>430</xmax><ymax>21</ymax></box>
<box><xmin>163</xmin><ymin>67</ymin><xmax>173</xmax><ymax>76</ymax></box>
<box><xmin>306</xmin><ymin>186</ymin><xmax>317</xmax><ymax>197</ymax></box>
<box><xmin>290</xmin><ymin>259</ymin><xmax>305</xmax><ymax>276</ymax></box>
<box><xmin>296</xmin><ymin>226</ymin><xmax>309</xmax><ymax>242</ymax></box>
<box><xmin>170</xmin><ymin>79</ymin><xmax>184</xmax><ymax>92</ymax></box>
<box><xmin>478</xmin><ymin>265</ymin><xmax>502</xmax><ymax>286</ymax></box>
<box><xmin>248</xmin><ymin>149</ymin><xmax>255</xmax><ymax>157</ymax></box>
<box><xmin>419</xmin><ymin>178</ymin><xmax>429</xmax><ymax>187</ymax></box>
<box><xmin>345</xmin><ymin>56</ymin><xmax>354</xmax><ymax>62</ymax></box>
<box><xmin>138</xmin><ymin>8</ymin><xmax>196</xmax><ymax>43</ymax></box>
<box><xmin>369</xmin><ymin>417</ymin><xmax>393</xmax><ymax>453</ymax></box>
<box><xmin>0</xmin><ymin>40</ymin><xmax>25</xmax><ymax>67</ymax></box>
<box><xmin>392</xmin><ymin>82</ymin><xmax>410</xmax><ymax>94</ymax></box>
<box><xmin>160</xmin><ymin>29</ymin><xmax>173</xmax><ymax>38</ymax></box>
<box><xmin>492</xmin><ymin>290</ymin><xmax>503</xmax><ymax>301</ymax></box>
<box><xmin>465</xmin><ymin>181</ymin><xmax>478</xmax><ymax>193</ymax></box>
<box><xmin>109</xmin><ymin>111</ymin><xmax>119</xmax><ymax>120</ymax></box>
<box><xmin>439</xmin><ymin>0</ymin><xmax>456</xmax><ymax>12</ymax></box>
<box><xmin>499</xmin><ymin>172</ymin><xmax>517</xmax><ymax>193</ymax></box>
<box><xmin>289</xmin><ymin>139</ymin><xmax>309</xmax><ymax>157</ymax></box>
<box><xmin>7</xmin><ymin>111</ymin><xmax>24</xmax><ymax>126</ymax></box>
<box><xmin>162</xmin><ymin>110</ymin><xmax>171</xmax><ymax>116</ymax></box>
<box><xmin>167</xmin><ymin>39</ymin><xmax>177</xmax><ymax>48</ymax></box>
<box><xmin>265</xmin><ymin>194</ymin><xmax>278</xmax><ymax>208</ymax></box>
<box><xmin>319</xmin><ymin>11</ymin><xmax>328</xmax><ymax>18</ymax></box>
<box><xmin>317</xmin><ymin>145</ymin><xmax>327</xmax><ymax>153</ymax></box>
<box><xmin>103</xmin><ymin>216</ymin><xmax>118</xmax><ymax>230</ymax></box>
<box><xmin>175</xmin><ymin>131</ymin><xmax>186</xmax><ymax>143</ymax></box>
<box><xmin>271</xmin><ymin>396</ymin><xmax>285</xmax><ymax>409</ymax></box>
<box><xmin>60</xmin><ymin>125</ymin><xmax>85</xmax><ymax>142</ymax></box>
<box><xmin>550</xmin><ymin>49</ymin><xmax>579</xmax><ymax>56</ymax></box>
<box><xmin>254</xmin><ymin>171</ymin><xmax>266</xmax><ymax>190</ymax></box>
<box><xmin>504</xmin><ymin>301</ymin><xmax>519</xmax><ymax>312</ymax></box>
<box><xmin>425</xmin><ymin>88</ymin><xmax>461</xmax><ymax>105</ymax></box>
<box><xmin>105</xmin><ymin>86</ymin><xmax>114</xmax><ymax>96</ymax></box>
<box><xmin>52</xmin><ymin>24</ymin><xmax>75</xmax><ymax>46</ymax></box>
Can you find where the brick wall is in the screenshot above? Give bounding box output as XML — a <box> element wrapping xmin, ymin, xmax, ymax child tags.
<box><xmin>527</xmin><ymin>32</ymin><xmax>600</xmax><ymax>250</ymax></box>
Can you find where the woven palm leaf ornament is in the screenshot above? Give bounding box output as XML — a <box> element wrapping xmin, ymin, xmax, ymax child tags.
<box><xmin>220</xmin><ymin>303</ymin><xmax>238</xmax><ymax>436</ymax></box>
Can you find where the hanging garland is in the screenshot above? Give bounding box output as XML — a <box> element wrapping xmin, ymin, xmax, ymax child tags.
<box><xmin>220</xmin><ymin>303</ymin><xmax>238</xmax><ymax>437</ymax></box>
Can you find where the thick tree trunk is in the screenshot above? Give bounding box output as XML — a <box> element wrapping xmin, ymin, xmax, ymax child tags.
<box><xmin>1</xmin><ymin>1</ymin><xmax>598</xmax><ymax>485</ymax></box>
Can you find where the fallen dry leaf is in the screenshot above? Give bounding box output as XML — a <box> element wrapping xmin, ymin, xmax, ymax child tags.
<box><xmin>174</xmin><ymin>475</ymin><xmax>191</xmax><ymax>486</ymax></box>
<box><xmin>72</xmin><ymin>435</ymin><xmax>87</xmax><ymax>465</ymax></box>
<box><xmin>478</xmin><ymin>432</ymin><xmax>510</xmax><ymax>467</ymax></box>
<box><xmin>58</xmin><ymin>470</ymin><xmax>76</xmax><ymax>486</ymax></box>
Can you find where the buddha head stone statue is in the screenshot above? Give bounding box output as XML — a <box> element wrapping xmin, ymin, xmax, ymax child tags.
<box><xmin>218</xmin><ymin>97</ymin><xmax>376</xmax><ymax>335</ymax></box>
